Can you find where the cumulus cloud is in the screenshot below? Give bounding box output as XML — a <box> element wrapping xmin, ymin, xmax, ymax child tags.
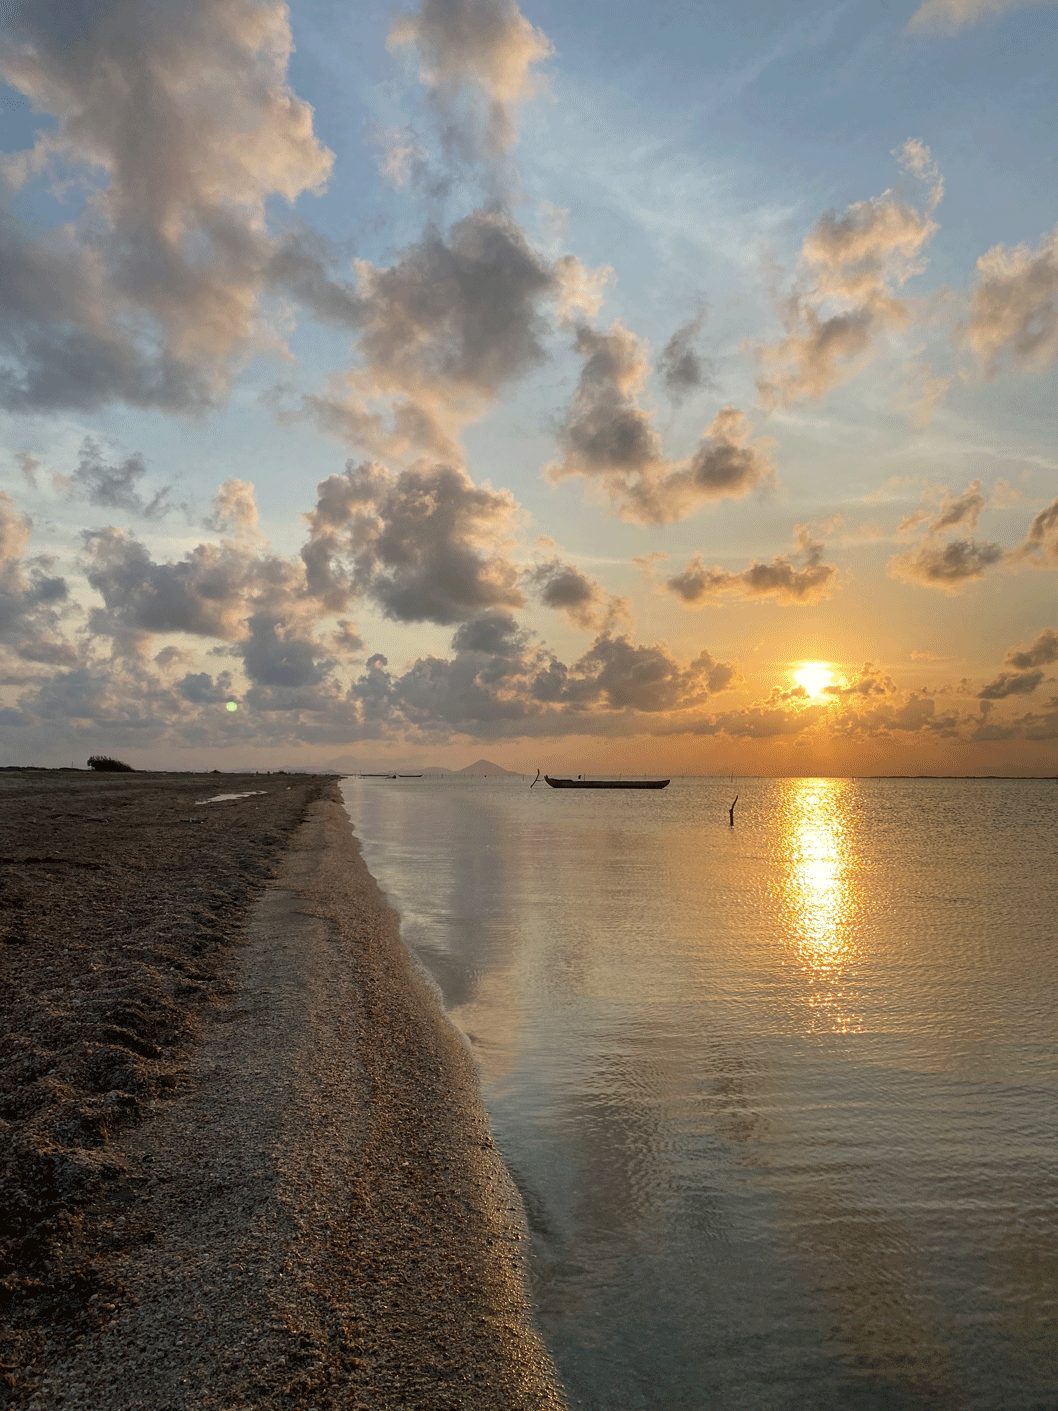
<box><xmin>756</xmin><ymin>141</ymin><xmax>943</xmax><ymax>409</ymax></box>
<box><xmin>574</xmin><ymin>634</ymin><xmax>737</xmax><ymax>709</ymax></box>
<box><xmin>177</xmin><ymin>670</ymin><xmax>235</xmax><ymax>705</ymax></box>
<box><xmin>79</xmin><ymin>479</ymin><xmax>342</xmax><ymax>691</ymax></box>
<box><xmin>0</xmin><ymin>0</ymin><xmax>335</xmax><ymax>413</ymax></box>
<box><xmin>367</xmin><ymin>619</ymin><xmax>738</xmax><ymax>737</ymax></box>
<box><xmin>822</xmin><ymin>663</ymin><xmax>897</xmax><ymax>698</ymax></box>
<box><xmin>547</xmin><ymin>321</ymin><xmax>664</xmax><ymax>491</ymax></box>
<box><xmin>0</xmin><ymin>492</ymin><xmax>74</xmax><ymax>666</ymax></box>
<box><xmin>656</xmin><ymin>311</ymin><xmax>712</xmax><ymax>403</ymax></box>
<box><xmin>205</xmin><ymin>479</ymin><xmax>263</xmax><ymax>540</ymax></box>
<box><xmin>54</xmin><ymin>438</ymin><xmax>172</xmax><ymax>519</ymax></box>
<box><xmin>387</xmin><ymin>0</ymin><xmax>553</xmax><ymax>160</ymax></box>
<box><xmin>907</xmin><ymin>0</ymin><xmax>1057</xmax><ymax>32</ymax></box>
<box><xmin>552</xmin><ymin>255</ymin><xmax>613</xmax><ymax>326</ymax></box>
<box><xmin>960</xmin><ymin>225</ymin><xmax>1058</xmax><ymax>376</ymax></box>
<box><xmin>978</xmin><ymin>669</ymin><xmax>1045</xmax><ymax>699</ymax></box>
<box><xmin>548</xmin><ymin>323</ymin><xmax>773</xmax><ymax>523</ymax></box>
<box><xmin>527</xmin><ymin>559</ymin><xmax>611</xmax><ymax>629</ymax></box>
<box><xmin>888</xmin><ymin>536</ymin><xmax>1005</xmax><ymax>590</ymax></box>
<box><xmin>667</xmin><ymin>528</ymin><xmax>836</xmax><ymax>607</ymax></box>
<box><xmin>1005</xmin><ymin>627</ymin><xmax>1058</xmax><ymax>670</ymax></box>
<box><xmin>300</xmin><ymin>459</ymin><xmax>524</xmax><ymax>625</ymax></box>
<box><xmin>297</xmin><ymin>208</ymin><xmax>563</xmax><ymax>460</ymax></box>
<box><xmin>82</xmin><ymin>529</ymin><xmax>269</xmax><ymax>648</ymax></box>
<box><xmin>973</xmin><ymin>694</ymin><xmax>1058</xmax><ymax>742</ymax></box>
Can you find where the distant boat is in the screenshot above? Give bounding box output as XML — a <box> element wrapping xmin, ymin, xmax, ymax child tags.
<box><xmin>398</xmin><ymin>773</ymin><xmax>423</xmax><ymax>778</ymax></box>
<box><xmin>544</xmin><ymin>776</ymin><xmax>669</xmax><ymax>790</ymax></box>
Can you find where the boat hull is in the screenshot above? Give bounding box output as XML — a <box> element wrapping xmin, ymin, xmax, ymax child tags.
<box><xmin>544</xmin><ymin>777</ymin><xmax>669</xmax><ymax>789</ymax></box>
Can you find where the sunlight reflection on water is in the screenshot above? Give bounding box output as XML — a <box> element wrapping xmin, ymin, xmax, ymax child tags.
<box><xmin>774</xmin><ymin>778</ymin><xmax>865</xmax><ymax>1034</ymax></box>
<box><xmin>341</xmin><ymin>775</ymin><xmax>1058</xmax><ymax>1411</ymax></box>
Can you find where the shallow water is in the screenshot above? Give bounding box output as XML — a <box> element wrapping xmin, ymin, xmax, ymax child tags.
<box><xmin>340</xmin><ymin>776</ymin><xmax>1058</xmax><ymax>1411</ymax></box>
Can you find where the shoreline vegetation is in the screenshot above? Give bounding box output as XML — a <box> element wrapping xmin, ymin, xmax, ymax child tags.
<box><xmin>0</xmin><ymin>769</ymin><xmax>564</xmax><ymax>1409</ymax></box>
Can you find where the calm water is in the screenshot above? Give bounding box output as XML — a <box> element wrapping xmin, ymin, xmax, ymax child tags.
<box><xmin>339</xmin><ymin>776</ymin><xmax>1058</xmax><ymax>1411</ymax></box>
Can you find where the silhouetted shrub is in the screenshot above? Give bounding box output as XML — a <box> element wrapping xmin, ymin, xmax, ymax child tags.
<box><xmin>86</xmin><ymin>755</ymin><xmax>135</xmax><ymax>772</ymax></box>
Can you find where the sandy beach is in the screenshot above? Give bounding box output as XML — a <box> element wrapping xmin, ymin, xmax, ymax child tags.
<box><xmin>0</xmin><ymin>770</ymin><xmax>565</xmax><ymax>1409</ymax></box>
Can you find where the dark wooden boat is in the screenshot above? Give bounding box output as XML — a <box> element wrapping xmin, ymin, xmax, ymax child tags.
<box><xmin>544</xmin><ymin>776</ymin><xmax>669</xmax><ymax>789</ymax></box>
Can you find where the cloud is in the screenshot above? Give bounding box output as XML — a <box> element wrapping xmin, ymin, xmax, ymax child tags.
<box><xmin>82</xmin><ymin>529</ymin><xmax>266</xmax><ymax>649</ymax></box>
<box><xmin>907</xmin><ymin>0</ymin><xmax>1057</xmax><ymax>33</ymax></box>
<box><xmin>241</xmin><ymin>613</ymin><xmax>333</xmax><ymax>691</ymax></box>
<box><xmin>891</xmin><ymin>492</ymin><xmax>1058</xmax><ymax>591</ymax></box>
<box><xmin>552</xmin><ymin>255</ymin><xmax>613</xmax><ymax>325</ymax></box>
<box><xmin>301</xmin><ymin>459</ymin><xmax>524</xmax><ymax>626</ymax></box>
<box><xmin>960</xmin><ymin>224</ymin><xmax>1058</xmax><ymax>376</ymax></box>
<box><xmin>371</xmin><ymin>619</ymin><xmax>738</xmax><ymax>736</ymax></box>
<box><xmin>888</xmin><ymin>536</ymin><xmax>1005</xmax><ymax>590</ymax></box>
<box><xmin>16</xmin><ymin>452</ymin><xmax>40</xmax><ymax>490</ymax></box>
<box><xmin>330</xmin><ymin>620</ymin><xmax>365</xmax><ymax>657</ymax></box>
<box><xmin>1005</xmin><ymin>627</ymin><xmax>1058</xmax><ymax>670</ymax></box>
<box><xmin>54</xmin><ymin>438</ymin><xmax>171</xmax><ymax>519</ymax></box>
<box><xmin>178</xmin><ymin>670</ymin><xmax>235</xmax><ymax>705</ymax></box>
<box><xmin>0</xmin><ymin>0</ymin><xmax>334</xmax><ymax>413</ymax></box>
<box><xmin>978</xmin><ymin>669</ymin><xmax>1045</xmax><ymax>699</ymax></box>
<box><xmin>574</xmin><ymin>634</ymin><xmax>737</xmax><ymax>709</ymax></box>
<box><xmin>1015</xmin><ymin>495</ymin><xmax>1058</xmax><ymax>563</ymax></box>
<box><xmin>667</xmin><ymin>528</ymin><xmax>836</xmax><ymax>607</ymax></box>
<box><xmin>527</xmin><ymin>559</ymin><xmax>602</xmax><ymax>628</ymax></box>
<box><xmin>296</xmin><ymin>207</ymin><xmax>561</xmax><ymax>460</ymax></box>
<box><xmin>205</xmin><ymin>479</ymin><xmax>263</xmax><ymax>540</ymax></box>
<box><xmin>656</xmin><ymin>312</ymin><xmax>712</xmax><ymax>402</ymax></box>
<box><xmin>899</xmin><ymin>479</ymin><xmax>986</xmax><ymax>535</ymax></box>
<box><xmin>547</xmin><ymin>321</ymin><xmax>664</xmax><ymax>494</ymax></box>
<box><xmin>374</xmin><ymin>126</ymin><xmax>429</xmax><ymax>189</ymax></box>
<box><xmin>548</xmin><ymin>323</ymin><xmax>773</xmax><ymax>523</ymax></box>
<box><xmin>973</xmin><ymin>695</ymin><xmax>1058</xmax><ymax>742</ymax></box>
<box><xmin>756</xmin><ymin>141</ymin><xmax>943</xmax><ymax>409</ymax></box>
<box><xmin>895</xmin><ymin>358</ymin><xmax>951</xmax><ymax>429</ymax></box>
<box><xmin>823</xmin><ymin>663</ymin><xmax>897</xmax><ymax>698</ymax></box>
<box><xmin>0</xmin><ymin>492</ymin><xmax>75</xmax><ymax>666</ymax></box>
<box><xmin>387</xmin><ymin>0</ymin><xmax>553</xmax><ymax>161</ymax></box>
<box><xmin>79</xmin><ymin>480</ymin><xmax>342</xmax><ymax>691</ymax></box>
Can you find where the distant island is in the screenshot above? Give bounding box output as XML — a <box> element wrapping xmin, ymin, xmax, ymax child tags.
<box><xmin>410</xmin><ymin>759</ymin><xmax>521</xmax><ymax>778</ymax></box>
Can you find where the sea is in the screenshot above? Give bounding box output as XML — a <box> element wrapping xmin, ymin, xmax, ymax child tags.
<box><xmin>339</xmin><ymin>775</ymin><xmax>1058</xmax><ymax>1411</ymax></box>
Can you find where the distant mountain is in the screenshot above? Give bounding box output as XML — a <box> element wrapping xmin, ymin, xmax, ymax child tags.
<box><xmin>455</xmin><ymin>759</ymin><xmax>519</xmax><ymax>777</ymax></box>
<box><xmin>335</xmin><ymin>758</ymin><xmax>521</xmax><ymax>777</ymax></box>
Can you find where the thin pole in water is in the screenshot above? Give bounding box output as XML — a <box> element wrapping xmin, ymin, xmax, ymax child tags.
<box><xmin>728</xmin><ymin>795</ymin><xmax>738</xmax><ymax>827</ymax></box>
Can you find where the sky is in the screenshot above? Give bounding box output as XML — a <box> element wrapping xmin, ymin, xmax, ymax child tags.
<box><xmin>1</xmin><ymin>0</ymin><xmax>1056</xmax><ymax>775</ymax></box>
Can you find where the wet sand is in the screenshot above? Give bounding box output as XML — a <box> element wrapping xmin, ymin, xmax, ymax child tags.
<box><xmin>0</xmin><ymin>770</ymin><xmax>565</xmax><ymax>1409</ymax></box>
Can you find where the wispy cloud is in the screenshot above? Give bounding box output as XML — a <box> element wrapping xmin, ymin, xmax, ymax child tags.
<box><xmin>755</xmin><ymin>141</ymin><xmax>943</xmax><ymax>410</ymax></box>
<box><xmin>959</xmin><ymin>224</ymin><xmax>1058</xmax><ymax>376</ymax></box>
<box><xmin>907</xmin><ymin>0</ymin><xmax>1058</xmax><ymax>34</ymax></box>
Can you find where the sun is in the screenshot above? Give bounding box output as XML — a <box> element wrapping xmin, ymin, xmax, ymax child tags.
<box><xmin>794</xmin><ymin>662</ymin><xmax>833</xmax><ymax>697</ymax></box>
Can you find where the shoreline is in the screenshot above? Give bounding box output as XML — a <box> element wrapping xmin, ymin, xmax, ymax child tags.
<box><xmin>1</xmin><ymin>773</ymin><xmax>565</xmax><ymax>1408</ymax></box>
